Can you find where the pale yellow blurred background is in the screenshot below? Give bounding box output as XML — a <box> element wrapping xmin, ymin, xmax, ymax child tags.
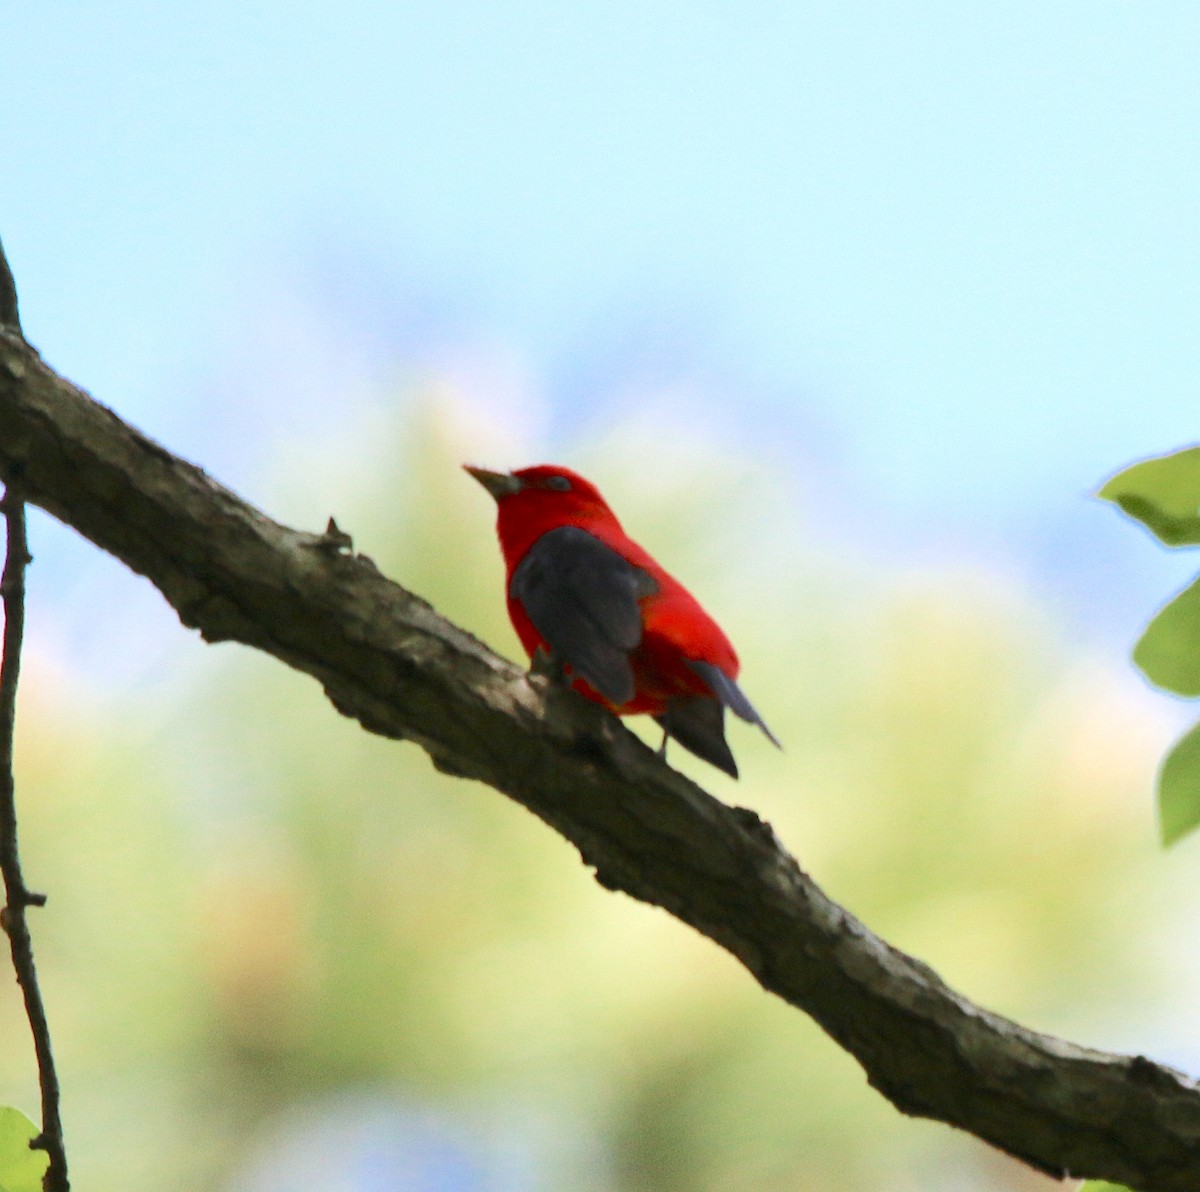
<box><xmin>1</xmin><ymin>366</ymin><xmax>1192</xmax><ymax>1191</ymax></box>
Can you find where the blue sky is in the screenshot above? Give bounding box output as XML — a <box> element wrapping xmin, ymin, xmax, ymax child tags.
<box><xmin>4</xmin><ymin>2</ymin><xmax>1200</xmax><ymax>655</ymax></box>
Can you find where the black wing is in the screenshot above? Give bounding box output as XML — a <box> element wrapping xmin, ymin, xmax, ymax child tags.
<box><xmin>510</xmin><ymin>525</ymin><xmax>658</xmax><ymax>705</ymax></box>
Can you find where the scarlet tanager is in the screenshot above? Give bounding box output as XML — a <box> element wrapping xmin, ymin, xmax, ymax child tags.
<box><xmin>466</xmin><ymin>463</ymin><xmax>779</xmax><ymax>778</ymax></box>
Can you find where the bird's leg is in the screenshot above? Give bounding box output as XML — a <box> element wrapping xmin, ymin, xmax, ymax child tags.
<box><xmin>656</xmin><ymin>703</ymin><xmax>673</xmax><ymax>760</ymax></box>
<box><xmin>530</xmin><ymin>644</ymin><xmax>572</xmax><ymax>687</ymax></box>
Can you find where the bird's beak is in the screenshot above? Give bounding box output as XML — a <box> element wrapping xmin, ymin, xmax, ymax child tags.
<box><xmin>464</xmin><ymin>465</ymin><xmax>523</xmax><ymax>500</ymax></box>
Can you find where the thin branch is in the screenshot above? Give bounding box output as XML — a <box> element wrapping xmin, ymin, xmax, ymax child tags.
<box><xmin>0</xmin><ymin>233</ymin><xmax>20</xmax><ymax>333</ymax></box>
<box><xmin>0</xmin><ymin>488</ymin><xmax>68</xmax><ymax>1191</ymax></box>
<box><xmin>0</xmin><ymin>240</ymin><xmax>1197</xmax><ymax>1190</ymax></box>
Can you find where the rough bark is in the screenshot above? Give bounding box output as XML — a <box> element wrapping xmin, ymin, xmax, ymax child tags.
<box><xmin>0</xmin><ymin>294</ymin><xmax>1197</xmax><ymax>1190</ymax></box>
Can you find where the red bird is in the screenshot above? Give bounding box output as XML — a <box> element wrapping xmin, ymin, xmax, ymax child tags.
<box><xmin>466</xmin><ymin>463</ymin><xmax>779</xmax><ymax>778</ymax></box>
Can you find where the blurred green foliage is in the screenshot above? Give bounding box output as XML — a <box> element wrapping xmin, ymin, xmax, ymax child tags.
<box><xmin>1132</xmin><ymin>579</ymin><xmax>1200</xmax><ymax>699</ymax></box>
<box><xmin>0</xmin><ymin>1106</ymin><xmax>46</xmax><ymax>1192</ymax></box>
<box><xmin>0</xmin><ymin>390</ymin><xmax>1186</xmax><ymax>1191</ymax></box>
<box><xmin>1099</xmin><ymin>448</ymin><xmax>1200</xmax><ymax>547</ymax></box>
<box><xmin>1102</xmin><ymin>446</ymin><xmax>1200</xmax><ymax>844</ymax></box>
<box><xmin>1158</xmin><ymin>720</ymin><xmax>1200</xmax><ymax>848</ymax></box>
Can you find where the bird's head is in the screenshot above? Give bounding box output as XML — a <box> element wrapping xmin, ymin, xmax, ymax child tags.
<box><xmin>465</xmin><ymin>464</ymin><xmax>621</xmax><ymax>560</ymax></box>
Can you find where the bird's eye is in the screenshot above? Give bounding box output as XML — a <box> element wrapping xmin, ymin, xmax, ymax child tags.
<box><xmin>545</xmin><ymin>476</ymin><xmax>572</xmax><ymax>492</ymax></box>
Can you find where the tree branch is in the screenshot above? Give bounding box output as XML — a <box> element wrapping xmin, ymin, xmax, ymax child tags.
<box><xmin>0</xmin><ymin>249</ymin><xmax>1196</xmax><ymax>1192</ymax></box>
<box><xmin>0</xmin><ymin>487</ymin><xmax>69</xmax><ymax>1191</ymax></box>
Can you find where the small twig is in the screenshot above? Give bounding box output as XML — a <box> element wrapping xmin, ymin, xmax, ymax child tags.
<box><xmin>308</xmin><ymin>516</ymin><xmax>354</xmax><ymax>555</ymax></box>
<box><xmin>0</xmin><ymin>488</ymin><xmax>68</xmax><ymax>1192</ymax></box>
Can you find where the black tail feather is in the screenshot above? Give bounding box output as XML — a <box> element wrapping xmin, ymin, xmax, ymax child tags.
<box><xmin>687</xmin><ymin>660</ymin><xmax>781</xmax><ymax>749</ymax></box>
<box><xmin>655</xmin><ymin>697</ymin><xmax>738</xmax><ymax>779</ymax></box>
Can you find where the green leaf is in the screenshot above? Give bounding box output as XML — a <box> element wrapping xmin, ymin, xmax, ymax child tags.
<box><xmin>1099</xmin><ymin>446</ymin><xmax>1200</xmax><ymax>546</ymax></box>
<box><xmin>1159</xmin><ymin>719</ymin><xmax>1200</xmax><ymax>846</ymax></box>
<box><xmin>0</xmin><ymin>1107</ymin><xmax>48</xmax><ymax>1192</ymax></box>
<box><xmin>1133</xmin><ymin>575</ymin><xmax>1200</xmax><ymax>696</ymax></box>
<box><xmin>1078</xmin><ymin>1183</ymin><xmax>1137</xmax><ymax>1192</ymax></box>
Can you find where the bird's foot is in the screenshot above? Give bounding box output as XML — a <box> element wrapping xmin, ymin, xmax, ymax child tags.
<box><xmin>529</xmin><ymin>645</ymin><xmax>571</xmax><ymax>687</ymax></box>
